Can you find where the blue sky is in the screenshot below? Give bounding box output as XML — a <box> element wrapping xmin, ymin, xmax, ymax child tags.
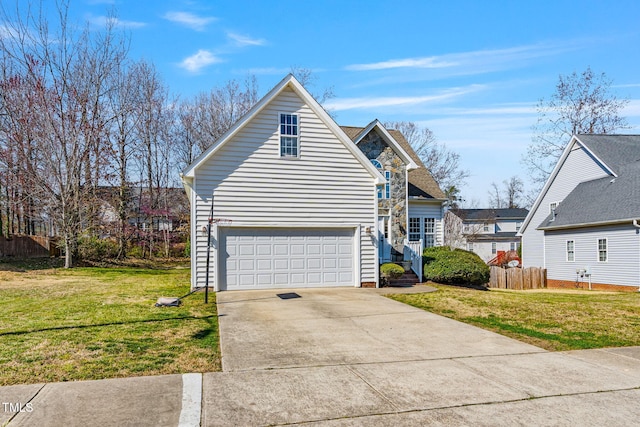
<box><xmin>75</xmin><ymin>0</ymin><xmax>640</xmax><ymax>204</ymax></box>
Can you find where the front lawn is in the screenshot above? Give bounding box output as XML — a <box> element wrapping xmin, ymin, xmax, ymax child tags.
<box><xmin>0</xmin><ymin>261</ymin><xmax>219</xmax><ymax>386</ymax></box>
<box><xmin>388</xmin><ymin>285</ymin><xmax>640</xmax><ymax>351</ymax></box>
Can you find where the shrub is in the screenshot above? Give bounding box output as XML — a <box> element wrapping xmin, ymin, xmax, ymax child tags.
<box><xmin>380</xmin><ymin>262</ymin><xmax>405</xmax><ymax>280</ymax></box>
<box><xmin>77</xmin><ymin>236</ymin><xmax>119</xmax><ymax>261</ymax></box>
<box><xmin>423</xmin><ymin>246</ymin><xmax>489</xmax><ymax>287</ymax></box>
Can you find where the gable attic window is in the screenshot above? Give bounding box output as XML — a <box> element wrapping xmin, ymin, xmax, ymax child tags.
<box><xmin>279</xmin><ymin>113</ymin><xmax>299</xmax><ymax>157</ymax></box>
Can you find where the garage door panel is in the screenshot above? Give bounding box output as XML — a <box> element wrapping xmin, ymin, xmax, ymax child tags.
<box><xmin>221</xmin><ymin>228</ymin><xmax>354</xmax><ymax>290</ymax></box>
<box><xmin>291</xmin><ymin>258</ymin><xmax>305</xmax><ymax>270</ymax></box>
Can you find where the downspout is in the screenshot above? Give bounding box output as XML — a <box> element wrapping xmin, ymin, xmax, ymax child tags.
<box><xmin>633</xmin><ymin>220</ymin><xmax>640</xmax><ymax>292</ymax></box>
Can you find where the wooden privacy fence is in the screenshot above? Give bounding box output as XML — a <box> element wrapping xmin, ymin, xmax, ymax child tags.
<box><xmin>490</xmin><ymin>266</ymin><xmax>547</xmax><ymax>290</ymax></box>
<box><xmin>0</xmin><ymin>235</ymin><xmax>59</xmax><ymax>258</ymax></box>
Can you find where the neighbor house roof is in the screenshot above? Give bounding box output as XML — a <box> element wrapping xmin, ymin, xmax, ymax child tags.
<box><xmin>535</xmin><ymin>134</ymin><xmax>640</xmax><ymax>230</ymax></box>
<box><xmin>341</xmin><ymin>125</ymin><xmax>445</xmax><ymax>199</ymax></box>
<box><xmin>452</xmin><ymin>208</ymin><xmax>529</xmax><ymax>222</ymax></box>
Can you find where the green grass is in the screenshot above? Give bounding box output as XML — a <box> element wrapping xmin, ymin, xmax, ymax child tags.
<box><xmin>0</xmin><ymin>260</ymin><xmax>219</xmax><ymax>386</ymax></box>
<box><xmin>388</xmin><ymin>285</ymin><xmax>640</xmax><ymax>351</ymax></box>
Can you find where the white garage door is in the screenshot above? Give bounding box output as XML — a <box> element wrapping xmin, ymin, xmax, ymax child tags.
<box><xmin>220</xmin><ymin>228</ymin><xmax>354</xmax><ymax>290</ymax></box>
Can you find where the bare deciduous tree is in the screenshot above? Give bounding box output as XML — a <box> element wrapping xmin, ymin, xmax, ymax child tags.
<box><xmin>0</xmin><ymin>1</ymin><xmax>126</xmax><ymax>267</ymax></box>
<box><xmin>384</xmin><ymin>121</ymin><xmax>469</xmax><ymax>194</ymax></box>
<box><xmin>524</xmin><ymin>67</ymin><xmax>629</xmax><ymax>184</ymax></box>
<box><xmin>488</xmin><ymin>176</ymin><xmax>524</xmax><ymax>209</ymax></box>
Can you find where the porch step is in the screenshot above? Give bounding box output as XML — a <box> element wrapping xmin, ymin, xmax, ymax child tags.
<box><xmin>388</xmin><ymin>271</ymin><xmax>421</xmax><ymax>287</ymax></box>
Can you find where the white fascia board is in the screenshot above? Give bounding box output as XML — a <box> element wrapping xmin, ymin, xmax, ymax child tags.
<box><xmin>180</xmin><ymin>174</ymin><xmax>194</xmax><ymax>206</ymax></box>
<box><xmin>181</xmin><ymin>75</ymin><xmax>294</xmax><ymax>179</ymax></box>
<box><xmin>519</xmin><ymin>135</ymin><xmax>579</xmax><ymax>234</ymax></box>
<box><xmin>521</xmin><ymin>135</ymin><xmax>619</xmax><ymax>234</ymax></box>
<box><xmin>574</xmin><ymin>135</ymin><xmax>617</xmax><ymax>178</ymax></box>
<box><xmin>538</xmin><ymin>218</ymin><xmax>635</xmax><ymax>231</ymax></box>
<box><xmin>353</xmin><ymin>119</ymin><xmax>419</xmax><ymax>170</ymax></box>
<box><xmin>285</xmin><ymin>81</ymin><xmax>385</xmax><ymax>184</ymax></box>
<box><xmin>182</xmin><ymin>74</ymin><xmax>385</xmax><ymax>185</ymax></box>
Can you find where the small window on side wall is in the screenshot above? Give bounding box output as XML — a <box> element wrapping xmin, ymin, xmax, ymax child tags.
<box><xmin>280</xmin><ymin>113</ymin><xmax>299</xmax><ymax>157</ymax></box>
<box><xmin>597</xmin><ymin>238</ymin><xmax>607</xmax><ymax>262</ymax></box>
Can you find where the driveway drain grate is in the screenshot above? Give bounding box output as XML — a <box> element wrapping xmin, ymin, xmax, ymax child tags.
<box><xmin>276</xmin><ymin>292</ymin><xmax>301</xmax><ymax>300</ymax></box>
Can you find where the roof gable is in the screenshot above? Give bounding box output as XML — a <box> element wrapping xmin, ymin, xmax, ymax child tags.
<box><xmin>182</xmin><ymin>74</ymin><xmax>384</xmax><ymax>185</ymax></box>
<box><xmin>350</xmin><ymin>120</ymin><xmax>418</xmax><ymax>170</ymax></box>
<box><xmin>520</xmin><ymin>134</ymin><xmax>640</xmax><ymax>233</ymax></box>
<box><xmin>341</xmin><ymin>124</ymin><xmax>445</xmax><ymax>200</ymax></box>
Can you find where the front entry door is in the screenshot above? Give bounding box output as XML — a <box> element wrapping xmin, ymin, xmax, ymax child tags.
<box><xmin>378</xmin><ymin>216</ymin><xmax>391</xmax><ymax>263</ymax></box>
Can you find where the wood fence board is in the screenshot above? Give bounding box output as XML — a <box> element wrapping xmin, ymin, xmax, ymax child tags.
<box><xmin>489</xmin><ymin>266</ymin><xmax>547</xmax><ymax>290</ymax></box>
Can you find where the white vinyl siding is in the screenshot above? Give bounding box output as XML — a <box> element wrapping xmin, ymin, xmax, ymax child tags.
<box><xmin>408</xmin><ymin>201</ymin><xmax>444</xmax><ymax>246</ymax></box>
<box><xmin>191</xmin><ymin>88</ymin><xmax>377</xmax><ymax>289</ymax></box>
<box><xmin>545</xmin><ymin>225</ymin><xmax>639</xmax><ymax>288</ymax></box>
<box><xmin>521</xmin><ymin>143</ymin><xmax>610</xmax><ymax>268</ymax></box>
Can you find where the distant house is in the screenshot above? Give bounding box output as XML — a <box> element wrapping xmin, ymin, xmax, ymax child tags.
<box><xmin>181</xmin><ymin>74</ymin><xmax>445</xmax><ymax>291</ymax></box>
<box><xmin>519</xmin><ymin>134</ymin><xmax>640</xmax><ymax>292</ymax></box>
<box><xmin>96</xmin><ymin>186</ymin><xmax>189</xmax><ymax>235</ymax></box>
<box><xmin>446</xmin><ymin>208</ymin><xmax>528</xmax><ymax>262</ymax></box>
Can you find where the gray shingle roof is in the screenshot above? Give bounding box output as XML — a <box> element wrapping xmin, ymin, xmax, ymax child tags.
<box><xmin>453</xmin><ymin>208</ymin><xmax>529</xmax><ymax>221</ymax></box>
<box><xmin>538</xmin><ymin>134</ymin><xmax>640</xmax><ymax>229</ymax></box>
<box><xmin>576</xmin><ymin>134</ymin><xmax>640</xmax><ymax>174</ymax></box>
<box><xmin>341</xmin><ymin>125</ymin><xmax>445</xmax><ymax>199</ymax></box>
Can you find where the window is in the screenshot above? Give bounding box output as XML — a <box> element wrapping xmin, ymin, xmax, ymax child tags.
<box><xmin>491</xmin><ymin>242</ymin><xmax>497</xmax><ymax>254</ymax></box>
<box><xmin>516</xmin><ymin>222</ymin><xmax>522</xmax><ymax>232</ymax></box>
<box><xmin>598</xmin><ymin>238</ymin><xmax>607</xmax><ymax>262</ymax></box>
<box><xmin>384</xmin><ymin>171</ymin><xmax>391</xmax><ymax>199</ymax></box>
<box><xmin>370</xmin><ymin>159</ymin><xmax>389</xmax><ymax>199</ymax></box>
<box><xmin>483</xmin><ymin>223</ymin><xmax>490</xmax><ymax>232</ymax></box>
<box><xmin>424</xmin><ymin>218</ymin><xmax>435</xmax><ymax>248</ymax></box>
<box><xmin>467</xmin><ymin>242</ymin><xmax>474</xmax><ymax>251</ymax></box>
<box><xmin>510</xmin><ymin>242</ymin><xmax>516</xmax><ymax>251</ymax></box>
<box><xmin>566</xmin><ymin>240</ymin><xmax>575</xmax><ymax>262</ymax></box>
<box><xmin>279</xmin><ymin>113</ymin><xmax>299</xmax><ymax>157</ymax></box>
<box><xmin>463</xmin><ymin>224</ymin><xmax>470</xmax><ymax>233</ymax></box>
<box><xmin>408</xmin><ymin>218</ymin><xmax>421</xmax><ymax>241</ymax></box>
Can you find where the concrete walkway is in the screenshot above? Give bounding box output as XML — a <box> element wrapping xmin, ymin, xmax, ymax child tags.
<box><xmin>2</xmin><ymin>287</ymin><xmax>640</xmax><ymax>426</ymax></box>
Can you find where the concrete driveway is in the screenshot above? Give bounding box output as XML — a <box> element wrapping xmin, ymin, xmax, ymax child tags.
<box><xmin>3</xmin><ymin>287</ymin><xmax>640</xmax><ymax>426</ymax></box>
<box><xmin>211</xmin><ymin>287</ymin><xmax>640</xmax><ymax>426</ymax></box>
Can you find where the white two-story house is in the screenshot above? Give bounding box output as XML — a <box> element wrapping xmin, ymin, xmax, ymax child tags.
<box><xmin>181</xmin><ymin>74</ymin><xmax>444</xmax><ymax>291</ymax></box>
<box><xmin>446</xmin><ymin>208</ymin><xmax>528</xmax><ymax>262</ymax></box>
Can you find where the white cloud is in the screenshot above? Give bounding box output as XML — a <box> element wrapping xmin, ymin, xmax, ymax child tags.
<box><xmin>164</xmin><ymin>11</ymin><xmax>217</xmax><ymax>31</ymax></box>
<box><xmin>346</xmin><ymin>41</ymin><xmax>584</xmax><ymax>75</ymax></box>
<box><xmin>179</xmin><ymin>49</ymin><xmax>221</xmax><ymax>73</ymax></box>
<box><xmin>324</xmin><ymin>85</ymin><xmax>485</xmax><ymax>111</ymax></box>
<box><xmin>89</xmin><ymin>15</ymin><xmax>146</xmax><ymax>29</ymax></box>
<box><xmin>226</xmin><ymin>32</ymin><xmax>266</xmax><ymax>47</ymax></box>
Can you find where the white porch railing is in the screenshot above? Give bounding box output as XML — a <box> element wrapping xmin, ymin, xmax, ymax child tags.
<box><xmin>404</xmin><ymin>239</ymin><xmax>423</xmax><ymax>281</ymax></box>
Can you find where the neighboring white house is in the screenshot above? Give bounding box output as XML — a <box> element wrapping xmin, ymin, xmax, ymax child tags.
<box><xmin>519</xmin><ymin>134</ymin><xmax>640</xmax><ymax>292</ymax></box>
<box><xmin>446</xmin><ymin>208</ymin><xmax>527</xmax><ymax>262</ymax></box>
<box><xmin>181</xmin><ymin>74</ymin><xmax>444</xmax><ymax>291</ymax></box>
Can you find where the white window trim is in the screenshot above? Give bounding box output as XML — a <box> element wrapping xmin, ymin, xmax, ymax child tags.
<box><xmin>384</xmin><ymin>171</ymin><xmax>391</xmax><ymax>199</ymax></box>
<box><xmin>491</xmin><ymin>242</ymin><xmax>497</xmax><ymax>254</ymax></box>
<box><xmin>408</xmin><ymin>217</ymin><xmax>421</xmax><ymax>241</ymax></box>
<box><xmin>566</xmin><ymin>240</ymin><xmax>575</xmax><ymax>262</ymax></box>
<box><xmin>597</xmin><ymin>238</ymin><xmax>608</xmax><ymax>262</ymax></box>
<box><xmin>279</xmin><ymin>113</ymin><xmax>300</xmax><ymax>158</ymax></box>
<box><xmin>423</xmin><ymin>217</ymin><xmax>436</xmax><ymax>248</ymax></box>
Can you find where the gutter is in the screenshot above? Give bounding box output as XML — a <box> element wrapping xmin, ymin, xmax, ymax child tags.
<box><xmin>634</xmin><ymin>220</ymin><xmax>640</xmax><ymax>293</ymax></box>
<box><xmin>538</xmin><ymin>218</ymin><xmax>638</xmax><ymax>231</ymax></box>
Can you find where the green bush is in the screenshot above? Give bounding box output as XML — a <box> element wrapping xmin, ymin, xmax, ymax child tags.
<box><xmin>380</xmin><ymin>262</ymin><xmax>405</xmax><ymax>280</ymax></box>
<box><xmin>77</xmin><ymin>236</ymin><xmax>119</xmax><ymax>261</ymax></box>
<box><xmin>423</xmin><ymin>246</ymin><xmax>489</xmax><ymax>287</ymax></box>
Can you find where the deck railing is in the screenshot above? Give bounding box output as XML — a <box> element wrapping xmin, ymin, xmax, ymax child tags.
<box><xmin>404</xmin><ymin>239</ymin><xmax>423</xmax><ymax>281</ymax></box>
